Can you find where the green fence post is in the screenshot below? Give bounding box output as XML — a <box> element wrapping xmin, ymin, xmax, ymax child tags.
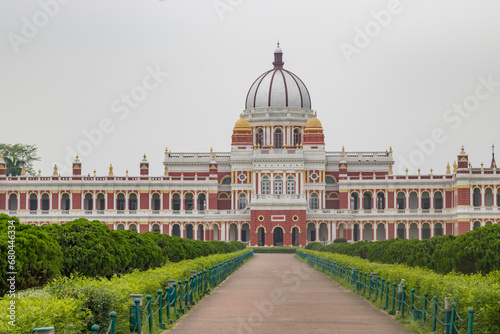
<box><xmin>467</xmin><ymin>308</ymin><xmax>474</xmax><ymax>334</ymax></box>
<box><xmin>363</xmin><ymin>273</ymin><xmax>367</xmax><ymax>296</ymax></box>
<box><xmin>389</xmin><ymin>283</ymin><xmax>396</xmax><ymax>315</ymax></box>
<box><xmin>401</xmin><ymin>285</ymin><xmax>407</xmax><ymax>318</ymax></box>
<box><xmin>146</xmin><ymin>295</ymin><xmax>153</xmax><ymax>333</ymax></box>
<box><xmin>374</xmin><ymin>275</ymin><xmax>380</xmax><ymax>302</ymax></box>
<box><xmin>449</xmin><ymin>302</ymin><xmax>457</xmax><ymax>334</ymax></box>
<box><xmin>422</xmin><ymin>293</ymin><xmax>428</xmax><ymax>326</ymax></box>
<box><xmin>91</xmin><ymin>325</ymin><xmax>99</xmax><ymax>334</ymax></box>
<box><xmin>157</xmin><ymin>289</ymin><xmax>165</xmax><ymax>329</ymax></box>
<box><xmin>383</xmin><ymin>280</ymin><xmax>390</xmax><ymax>310</ymax></box>
<box><xmin>444</xmin><ymin>297</ymin><xmax>451</xmax><ymax>334</ymax></box>
<box><xmin>165</xmin><ymin>287</ymin><xmax>171</xmax><ymax>324</ymax></box>
<box><xmin>380</xmin><ymin>278</ymin><xmax>385</xmax><ymax>303</ymax></box>
<box><xmin>432</xmin><ymin>296</ymin><xmax>438</xmax><ymax>332</ymax></box>
<box><xmin>410</xmin><ymin>288</ymin><xmax>415</xmax><ymax>320</ymax></box>
<box><xmin>32</xmin><ymin>327</ymin><xmax>55</xmax><ymax>334</ymax></box>
<box><xmin>130</xmin><ymin>295</ymin><xmax>143</xmax><ymax>334</ymax></box>
<box><xmin>184</xmin><ymin>279</ymin><xmax>190</xmax><ymax>310</ymax></box>
<box><xmin>110</xmin><ymin>311</ymin><xmax>117</xmax><ymax>334</ymax></box>
<box><xmin>135</xmin><ymin>298</ymin><xmax>142</xmax><ymax>334</ymax></box>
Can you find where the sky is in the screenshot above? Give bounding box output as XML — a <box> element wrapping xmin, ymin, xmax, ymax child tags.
<box><xmin>1</xmin><ymin>0</ymin><xmax>499</xmax><ymax>177</ymax></box>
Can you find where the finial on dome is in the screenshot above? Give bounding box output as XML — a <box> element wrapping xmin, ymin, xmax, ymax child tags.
<box><xmin>143</xmin><ymin>154</ymin><xmax>147</xmax><ymax>160</ymax></box>
<box><xmin>277</xmin><ymin>40</ymin><xmax>279</xmax><ymax>48</ymax></box>
<box><xmin>461</xmin><ymin>145</ymin><xmax>465</xmax><ymax>154</ymax></box>
<box><xmin>273</xmin><ymin>43</ymin><xmax>284</xmax><ymax>69</ymax></box>
<box><xmin>446</xmin><ymin>162</ymin><xmax>451</xmax><ymax>175</ymax></box>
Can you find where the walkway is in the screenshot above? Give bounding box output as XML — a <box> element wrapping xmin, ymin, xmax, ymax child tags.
<box><xmin>166</xmin><ymin>254</ymin><xmax>410</xmax><ymax>334</ymax></box>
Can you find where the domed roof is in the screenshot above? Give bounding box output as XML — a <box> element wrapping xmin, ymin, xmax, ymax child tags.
<box><xmin>305</xmin><ymin>114</ymin><xmax>322</xmax><ymax>129</ymax></box>
<box><xmin>233</xmin><ymin>115</ymin><xmax>251</xmax><ymax>130</ymax></box>
<box><xmin>245</xmin><ymin>45</ymin><xmax>311</xmax><ymax>110</ymax></box>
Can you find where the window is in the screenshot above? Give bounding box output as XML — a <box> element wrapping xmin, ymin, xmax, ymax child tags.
<box><xmin>198</xmin><ymin>193</ymin><xmax>206</xmax><ymax>211</ymax></box>
<box><xmin>257</xmin><ymin>128</ymin><xmax>264</xmax><ymax>147</ymax></box>
<box><xmin>397</xmin><ymin>192</ymin><xmax>405</xmax><ymax>210</ymax></box>
<box><xmin>310</xmin><ymin>193</ymin><xmax>318</xmax><ymax>209</ymax></box>
<box><xmin>96</xmin><ymin>193</ymin><xmax>105</xmax><ymax>211</ymax></box>
<box><xmin>152</xmin><ymin>193</ymin><xmax>160</xmax><ymax>210</ymax></box>
<box><xmin>129</xmin><ymin>223</ymin><xmax>137</xmax><ymax>232</ymax></box>
<box><xmin>376</xmin><ymin>192</ymin><xmax>385</xmax><ymax>209</ymax></box>
<box><xmin>325</xmin><ymin>176</ymin><xmax>336</xmax><ymax>184</ymax></box>
<box><xmin>238</xmin><ymin>193</ymin><xmax>246</xmax><ymax>209</ymax></box>
<box><xmin>274</xmin><ymin>176</ymin><xmax>282</xmax><ymax>195</ymax></box>
<box><xmin>185</xmin><ymin>193</ymin><xmax>193</xmax><ymax>211</ymax></box>
<box><xmin>172</xmin><ymin>193</ymin><xmax>180</xmax><ymax>211</ymax></box>
<box><xmin>473</xmin><ymin>188</ymin><xmax>481</xmax><ymax>207</ymax></box>
<box><xmin>129</xmin><ymin>193</ymin><xmax>137</xmax><ymax>211</ymax></box>
<box><xmin>422</xmin><ymin>192</ymin><xmax>430</xmax><ymax>210</ymax></box>
<box><xmin>29</xmin><ymin>193</ymin><xmax>37</xmax><ymax>211</ymax></box>
<box><xmin>152</xmin><ymin>224</ymin><xmax>160</xmax><ymax>232</ymax></box>
<box><xmin>287</xmin><ymin>176</ymin><xmax>295</xmax><ymax>194</ymax></box>
<box><xmin>363</xmin><ymin>192</ymin><xmax>372</xmax><ymax>210</ymax></box>
<box><xmin>9</xmin><ymin>193</ymin><xmax>18</xmax><ymax>211</ymax></box>
<box><xmin>274</xmin><ymin>128</ymin><xmax>282</xmax><ymax>148</ymax></box>
<box><xmin>61</xmin><ymin>193</ymin><xmax>70</xmax><ymax>211</ymax></box>
<box><xmin>41</xmin><ymin>193</ymin><xmax>50</xmax><ymax>211</ymax></box>
<box><xmin>221</xmin><ymin>177</ymin><xmax>231</xmax><ymax>184</ymax></box>
<box><xmin>434</xmin><ymin>192</ymin><xmax>443</xmax><ymax>209</ymax></box>
<box><xmin>84</xmin><ymin>193</ymin><xmax>93</xmax><ymax>211</ymax></box>
<box><xmin>117</xmin><ymin>223</ymin><xmax>125</xmax><ymax>230</ymax></box>
<box><xmin>293</xmin><ymin>128</ymin><xmax>300</xmax><ymax>147</ymax></box>
<box><xmin>116</xmin><ymin>194</ymin><xmax>125</xmax><ymax>211</ymax></box>
<box><xmin>262</xmin><ymin>176</ymin><xmax>270</xmax><ymax>194</ymax></box>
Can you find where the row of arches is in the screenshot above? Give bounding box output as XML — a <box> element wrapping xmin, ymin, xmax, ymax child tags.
<box><xmin>472</xmin><ymin>188</ymin><xmax>500</xmax><ymax>207</ymax></box>
<box><xmin>350</xmin><ymin>191</ymin><xmax>444</xmax><ymax>210</ymax></box>
<box><xmin>255</xmin><ymin>127</ymin><xmax>302</xmax><ymax>148</ymax></box>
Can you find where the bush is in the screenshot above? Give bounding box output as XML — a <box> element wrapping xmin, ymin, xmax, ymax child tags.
<box><xmin>333</xmin><ymin>238</ymin><xmax>347</xmax><ymax>243</ymax></box>
<box><xmin>0</xmin><ymin>215</ymin><xmax>63</xmax><ymax>295</ymax></box>
<box><xmin>251</xmin><ymin>247</ymin><xmax>297</xmax><ymax>253</ymax></box>
<box><xmin>304</xmin><ymin>242</ymin><xmax>325</xmax><ymax>251</ymax></box>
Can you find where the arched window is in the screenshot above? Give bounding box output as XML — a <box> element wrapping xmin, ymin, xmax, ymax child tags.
<box><xmin>434</xmin><ymin>192</ymin><xmax>443</xmax><ymax>210</ymax></box>
<box><xmin>152</xmin><ymin>193</ymin><xmax>160</xmax><ymax>211</ymax></box>
<box><xmin>286</xmin><ymin>176</ymin><xmax>295</xmax><ymax>194</ymax></box>
<box><xmin>61</xmin><ymin>193</ymin><xmax>70</xmax><ymax>211</ymax></box>
<box><xmin>363</xmin><ymin>192</ymin><xmax>372</xmax><ymax>210</ymax></box>
<box><xmin>376</xmin><ymin>192</ymin><xmax>385</xmax><ymax>210</ymax></box>
<box><xmin>84</xmin><ymin>193</ymin><xmax>93</xmax><ymax>211</ymax></box>
<box><xmin>221</xmin><ymin>176</ymin><xmax>231</xmax><ymax>185</ymax></box>
<box><xmin>185</xmin><ymin>193</ymin><xmax>193</xmax><ymax>211</ymax></box>
<box><xmin>129</xmin><ymin>193</ymin><xmax>137</xmax><ymax>211</ymax></box>
<box><xmin>274</xmin><ymin>128</ymin><xmax>282</xmax><ymax>149</ymax></box>
<box><xmin>421</xmin><ymin>191</ymin><xmax>430</xmax><ymax>210</ymax></box>
<box><xmin>325</xmin><ymin>176</ymin><xmax>336</xmax><ymax>184</ymax></box>
<box><xmin>186</xmin><ymin>224</ymin><xmax>194</xmax><ymax>239</ymax></box>
<box><xmin>172</xmin><ymin>193</ymin><xmax>180</xmax><ymax>211</ymax></box>
<box><xmin>96</xmin><ymin>193</ymin><xmax>105</xmax><ymax>211</ymax></box>
<box><xmin>29</xmin><ymin>193</ymin><xmax>38</xmax><ymax>211</ymax></box>
<box><xmin>409</xmin><ymin>192</ymin><xmax>418</xmax><ymax>210</ymax></box>
<box><xmin>116</xmin><ymin>223</ymin><xmax>125</xmax><ymax>230</ymax></box>
<box><xmin>397</xmin><ymin>192</ymin><xmax>406</xmax><ymax>210</ymax></box>
<box><xmin>198</xmin><ymin>193</ymin><xmax>206</xmax><ymax>211</ymax></box>
<box><xmin>262</xmin><ymin>176</ymin><xmax>270</xmax><ymax>194</ymax></box>
<box><xmin>310</xmin><ymin>193</ymin><xmax>319</xmax><ymax>209</ymax></box>
<box><xmin>293</xmin><ymin>128</ymin><xmax>300</xmax><ymax>147</ymax></box>
<box><xmin>238</xmin><ymin>193</ymin><xmax>247</xmax><ymax>210</ymax></box>
<box><xmin>172</xmin><ymin>224</ymin><xmax>180</xmax><ymax>237</ymax></box>
<box><xmin>350</xmin><ymin>193</ymin><xmax>359</xmax><ymax>210</ymax></box>
<box><xmin>152</xmin><ymin>224</ymin><xmax>160</xmax><ymax>233</ymax></box>
<box><xmin>473</xmin><ymin>188</ymin><xmax>481</xmax><ymax>207</ymax></box>
<box><xmin>116</xmin><ymin>193</ymin><xmax>125</xmax><ymax>211</ymax></box>
<box><xmin>473</xmin><ymin>221</ymin><xmax>481</xmax><ymax>230</ymax></box>
<box><xmin>41</xmin><ymin>193</ymin><xmax>50</xmax><ymax>211</ymax></box>
<box><xmin>8</xmin><ymin>193</ymin><xmax>17</xmax><ymax>211</ymax></box>
<box><xmin>257</xmin><ymin>128</ymin><xmax>264</xmax><ymax>147</ymax></box>
<box><xmin>129</xmin><ymin>223</ymin><xmax>137</xmax><ymax>232</ymax></box>
<box><xmin>274</xmin><ymin>176</ymin><xmax>282</xmax><ymax>195</ymax></box>
<box><xmin>485</xmin><ymin>188</ymin><xmax>493</xmax><ymax>207</ymax></box>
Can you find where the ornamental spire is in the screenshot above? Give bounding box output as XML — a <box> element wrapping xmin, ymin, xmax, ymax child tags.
<box><xmin>273</xmin><ymin>42</ymin><xmax>284</xmax><ymax>69</ymax></box>
<box><xmin>491</xmin><ymin>144</ymin><xmax>496</xmax><ymax>168</ymax></box>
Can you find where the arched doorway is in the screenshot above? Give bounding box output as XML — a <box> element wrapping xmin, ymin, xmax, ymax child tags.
<box><xmin>292</xmin><ymin>227</ymin><xmax>299</xmax><ymax>246</ymax></box>
<box><xmin>307</xmin><ymin>222</ymin><xmax>316</xmax><ymax>242</ymax></box>
<box><xmin>363</xmin><ymin>223</ymin><xmax>372</xmax><ymax>241</ymax></box>
<box><xmin>273</xmin><ymin>227</ymin><xmax>284</xmax><ymax>246</ymax></box>
<box><xmin>258</xmin><ymin>227</ymin><xmax>265</xmax><ymax>246</ymax></box>
<box><xmin>353</xmin><ymin>223</ymin><xmax>359</xmax><ymax>241</ymax></box>
<box><xmin>376</xmin><ymin>223</ymin><xmax>386</xmax><ymax>241</ymax></box>
<box><xmin>229</xmin><ymin>223</ymin><xmax>238</xmax><ymax>241</ymax></box>
<box><xmin>241</xmin><ymin>223</ymin><xmax>250</xmax><ymax>243</ymax></box>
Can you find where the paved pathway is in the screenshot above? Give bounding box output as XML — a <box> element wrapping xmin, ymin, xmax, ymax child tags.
<box><xmin>166</xmin><ymin>254</ymin><xmax>410</xmax><ymax>334</ymax></box>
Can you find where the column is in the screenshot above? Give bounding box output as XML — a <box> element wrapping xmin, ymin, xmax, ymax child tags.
<box><xmin>431</xmin><ymin>223</ymin><xmax>434</xmax><ymax>238</ymax></box>
<box><xmin>406</xmin><ymin>191</ymin><xmax>409</xmax><ymax>209</ymax></box>
<box><xmin>418</xmin><ymin>192</ymin><xmax>421</xmax><ymax>209</ymax></box>
<box><xmin>360</xmin><ymin>223</ymin><xmax>364</xmax><ymax>241</ymax></box>
<box><xmin>221</xmin><ymin>222</ymin><xmax>226</xmax><ymax>241</ymax></box>
<box><xmin>180</xmin><ymin>192</ymin><xmax>184</xmax><ymax>211</ymax></box>
<box><xmin>470</xmin><ymin>187</ymin><xmax>473</xmax><ymax>206</ymax></box>
<box><xmin>430</xmin><ymin>192</ymin><xmax>434</xmax><ymax>209</ymax></box>
<box><xmin>373</xmin><ymin>223</ymin><xmax>377</xmax><ymax>241</ymax></box>
<box><xmin>348</xmin><ymin>191</ymin><xmax>351</xmax><ymax>210</ymax></box>
<box><xmin>443</xmin><ymin>191</ymin><xmax>447</xmax><ymax>209</ymax></box>
<box><xmin>418</xmin><ymin>223</ymin><xmax>422</xmax><ymax>240</ymax></box>
<box><xmin>494</xmin><ymin>188</ymin><xmax>497</xmax><ymax>207</ymax></box>
<box><xmin>315</xmin><ymin>222</ymin><xmax>319</xmax><ymax>241</ymax></box>
<box><xmin>481</xmin><ymin>187</ymin><xmax>485</xmax><ymax>206</ymax></box>
<box><xmin>194</xmin><ymin>192</ymin><xmax>198</xmax><ymax>211</ymax></box>
<box><xmin>327</xmin><ymin>222</ymin><xmax>331</xmax><ymax>241</ymax></box>
<box><xmin>386</xmin><ymin>223</ymin><xmax>389</xmax><ymax>240</ymax></box>
<box><xmin>270</xmin><ymin>171</ymin><xmax>274</xmax><ymax>194</ymax></box>
<box><xmin>406</xmin><ymin>222</ymin><xmax>410</xmax><ymax>239</ymax></box>
<box><xmin>180</xmin><ymin>224</ymin><xmax>184</xmax><ymax>238</ymax></box>
<box><xmin>332</xmin><ymin>222</ymin><xmax>336</xmax><ymax>240</ymax></box>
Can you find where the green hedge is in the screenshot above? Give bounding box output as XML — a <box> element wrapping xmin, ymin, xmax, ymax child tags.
<box><xmin>0</xmin><ymin>249</ymin><xmax>251</xmax><ymax>334</ymax></box>
<box><xmin>0</xmin><ymin>215</ymin><xmax>245</xmax><ymax>295</ymax></box>
<box><xmin>299</xmin><ymin>249</ymin><xmax>500</xmax><ymax>334</ymax></box>
<box><xmin>251</xmin><ymin>247</ymin><xmax>297</xmax><ymax>253</ymax></box>
<box><xmin>315</xmin><ymin>224</ymin><xmax>500</xmax><ymax>275</ymax></box>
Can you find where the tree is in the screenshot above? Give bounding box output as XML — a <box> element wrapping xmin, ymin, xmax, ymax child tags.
<box><xmin>0</xmin><ymin>143</ymin><xmax>40</xmax><ymax>176</ymax></box>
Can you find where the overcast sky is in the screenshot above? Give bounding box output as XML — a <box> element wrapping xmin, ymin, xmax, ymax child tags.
<box><xmin>1</xmin><ymin>0</ymin><xmax>499</xmax><ymax>176</ymax></box>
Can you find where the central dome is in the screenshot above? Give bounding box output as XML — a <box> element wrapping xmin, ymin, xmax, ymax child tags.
<box><xmin>245</xmin><ymin>46</ymin><xmax>311</xmax><ymax>110</ymax></box>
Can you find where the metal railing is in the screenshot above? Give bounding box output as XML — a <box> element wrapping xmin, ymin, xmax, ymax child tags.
<box><xmin>297</xmin><ymin>251</ymin><xmax>474</xmax><ymax>334</ymax></box>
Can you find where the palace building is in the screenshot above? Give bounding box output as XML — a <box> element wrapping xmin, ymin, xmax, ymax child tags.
<box><xmin>1</xmin><ymin>45</ymin><xmax>499</xmax><ymax>246</ymax></box>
